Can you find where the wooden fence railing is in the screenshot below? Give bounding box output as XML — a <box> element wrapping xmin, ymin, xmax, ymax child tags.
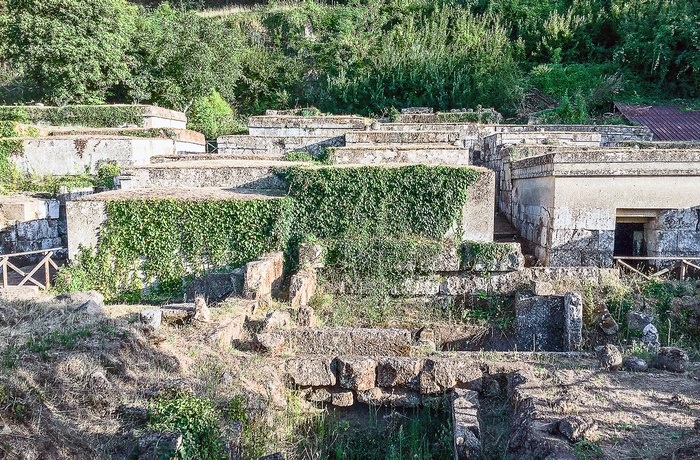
<box><xmin>613</xmin><ymin>256</ymin><xmax>700</xmax><ymax>281</ymax></box>
<box><xmin>0</xmin><ymin>248</ymin><xmax>63</xmax><ymax>290</ymax></box>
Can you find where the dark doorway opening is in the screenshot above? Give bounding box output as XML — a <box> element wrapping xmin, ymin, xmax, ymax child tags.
<box><xmin>614</xmin><ymin>222</ymin><xmax>646</xmax><ymax>257</ymax></box>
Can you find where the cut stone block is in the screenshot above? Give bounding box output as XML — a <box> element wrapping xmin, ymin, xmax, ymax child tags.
<box><xmin>515</xmin><ymin>293</ymin><xmax>566</xmax><ymax>352</ymax></box>
<box><xmin>336</xmin><ymin>356</ymin><xmax>377</xmax><ymax>391</ymax></box>
<box><xmin>356</xmin><ymin>387</ymin><xmax>421</xmax><ymax>407</ymax></box>
<box><xmin>289</xmin><ymin>270</ymin><xmax>317</xmax><ymax>307</ymax></box>
<box><xmin>286</xmin><ymin>356</ymin><xmax>336</xmax><ymax>387</ymax></box>
<box><xmin>376</xmin><ymin>357</ymin><xmax>422</xmax><ymax>389</ymax></box>
<box><xmin>244</xmin><ymin>252</ymin><xmax>284</xmax><ymax>303</ymax></box>
<box><xmin>452</xmin><ymin>389</ymin><xmax>482</xmax><ymax>460</ymax></box>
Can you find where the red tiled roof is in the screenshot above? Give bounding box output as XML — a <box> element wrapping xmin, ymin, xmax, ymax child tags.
<box><xmin>614</xmin><ymin>103</ymin><xmax>700</xmax><ymax>141</ymax></box>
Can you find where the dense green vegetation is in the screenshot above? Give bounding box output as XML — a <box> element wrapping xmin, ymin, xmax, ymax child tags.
<box><xmin>56</xmin><ymin>165</ymin><xmax>481</xmax><ymax>301</ymax></box>
<box><xmin>1</xmin><ymin>0</ymin><xmax>698</xmax><ymax>122</ymax></box>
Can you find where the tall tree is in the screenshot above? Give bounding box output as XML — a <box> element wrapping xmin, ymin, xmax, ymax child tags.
<box><xmin>4</xmin><ymin>0</ymin><xmax>136</xmax><ymax>104</ymax></box>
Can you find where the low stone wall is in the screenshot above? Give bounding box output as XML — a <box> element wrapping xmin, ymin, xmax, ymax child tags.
<box><xmin>119</xmin><ymin>160</ymin><xmax>291</xmax><ymax>190</ymax></box>
<box><xmin>330</xmin><ymin>145</ymin><xmax>470</xmax><ymax>165</ymax></box>
<box><xmin>345</xmin><ymin>130</ymin><xmax>461</xmax><ymax>145</ymax></box>
<box><xmin>217</xmin><ymin>135</ymin><xmax>344</xmax><ymax>157</ymax></box>
<box><xmin>0</xmin><ymin>104</ymin><xmax>187</xmax><ymax>129</ymax></box>
<box><xmin>247</xmin><ymin>115</ymin><xmax>369</xmax><ymax>137</ymax></box>
<box><xmin>285</xmin><ymin>354</ymin><xmax>483</xmax><ymax>407</ymax></box>
<box><xmin>405</xmin><ymin>267</ymin><xmax>619</xmax><ymax>297</ymax></box>
<box><xmin>16</xmin><ymin>136</ymin><xmax>177</xmax><ymax>175</ymax></box>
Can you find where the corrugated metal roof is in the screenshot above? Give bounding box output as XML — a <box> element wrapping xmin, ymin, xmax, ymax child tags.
<box><xmin>614</xmin><ymin>103</ymin><xmax>700</xmax><ymax>141</ymax></box>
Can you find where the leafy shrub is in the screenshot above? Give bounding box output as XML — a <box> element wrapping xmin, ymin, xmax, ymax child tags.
<box><xmin>148</xmin><ymin>390</ymin><xmax>225</xmax><ymax>460</ymax></box>
<box><xmin>187</xmin><ymin>89</ymin><xmax>235</xmax><ymax>139</ymax></box>
<box><xmin>96</xmin><ymin>163</ymin><xmax>121</xmax><ymax>189</ymax></box>
<box><xmin>4</xmin><ymin>0</ymin><xmax>136</xmax><ymax>104</ymax></box>
<box><xmin>285</xmin><ymin>151</ymin><xmax>314</xmax><ymax>162</ymax></box>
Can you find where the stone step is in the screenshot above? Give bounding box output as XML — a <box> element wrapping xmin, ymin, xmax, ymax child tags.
<box><xmin>217</xmin><ymin>134</ymin><xmax>343</xmax><ymax>157</ymax></box>
<box><xmin>119</xmin><ymin>159</ymin><xmax>298</xmax><ymax>190</ymax></box>
<box><xmin>247</xmin><ymin>115</ymin><xmax>369</xmax><ymax>137</ymax></box>
<box><xmin>345</xmin><ymin>130</ymin><xmax>460</xmax><ymax>145</ymax></box>
<box><xmin>330</xmin><ymin>144</ymin><xmax>470</xmax><ymax>165</ymax></box>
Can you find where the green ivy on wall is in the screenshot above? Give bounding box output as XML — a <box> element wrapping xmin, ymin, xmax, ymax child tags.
<box><xmin>286</xmin><ymin>165</ymin><xmax>481</xmax><ymax>240</ymax></box>
<box><xmin>323</xmin><ymin>236</ymin><xmax>449</xmax><ymax>294</ymax></box>
<box><xmin>57</xmin><ymin>164</ymin><xmax>482</xmax><ymax>301</ymax></box>
<box><xmin>56</xmin><ymin>197</ymin><xmax>293</xmax><ymax>302</ymax></box>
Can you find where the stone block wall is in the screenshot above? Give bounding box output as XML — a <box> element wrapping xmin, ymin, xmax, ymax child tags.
<box><xmin>0</xmin><ymin>188</ymin><xmax>94</xmax><ymax>263</ymax></box>
<box><xmin>647</xmin><ymin>206</ymin><xmax>700</xmax><ymax>258</ymax></box>
<box><xmin>18</xmin><ymin>136</ymin><xmax>177</xmax><ymax>176</ymax></box>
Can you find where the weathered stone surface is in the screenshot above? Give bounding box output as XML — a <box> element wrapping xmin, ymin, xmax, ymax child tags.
<box><xmin>507</xmin><ymin>370</ymin><xmax>578</xmax><ymax>460</ymax></box>
<box><xmin>427</xmin><ymin>244</ymin><xmax>462</xmax><ymax>272</ymax></box>
<box><xmin>441</xmin><ymin>267</ymin><xmax>619</xmax><ymax>296</ymax></box>
<box><xmin>376</xmin><ymin>357</ymin><xmax>422</xmax><ymax>389</ymax></box>
<box><xmin>627</xmin><ymin>311</ymin><xmax>654</xmax><ymax>332</ymax></box>
<box><xmin>336</xmin><ymin>356</ymin><xmax>376</xmax><ymax>391</ymax></box>
<box><xmin>282</xmin><ymin>327</ymin><xmax>411</xmax><ymax>355</ymax></box>
<box><xmin>417</xmin><ymin>370</ymin><xmax>441</xmax><ymax>395</ymax></box>
<box><xmin>624</xmin><ymin>356</ymin><xmax>648</xmax><ymax>372</ymax></box>
<box><xmin>286</xmin><ymin>356</ymin><xmax>336</xmax><ymax>386</ymax></box>
<box><xmin>356</xmin><ymin>387</ymin><xmax>421</xmax><ymax>407</ymax></box>
<box><xmin>138</xmin><ymin>431</ymin><xmax>182</xmax><ymax>460</ymax></box>
<box><xmin>564</xmin><ymin>292</ymin><xmax>583</xmax><ymax>350</ymax></box>
<box><xmin>599</xmin><ymin>311</ymin><xmax>619</xmax><ymax>335</ymax></box>
<box><xmin>221</xmin><ymin>421</ymin><xmax>243</xmax><ymax>460</ymax></box>
<box><xmin>89</xmin><ymin>370</ymin><xmax>111</xmax><ymax>389</ymax></box>
<box><xmin>289</xmin><ymin>270</ymin><xmax>317</xmax><ymax>308</ymax></box>
<box><xmin>193</xmin><ymin>296</ymin><xmax>210</xmax><ymax>323</ymax></box>
<box><xmin>596</xmin><ymin>344</ymin><xmax>622</xmax><ymax>370</ymax></box>
<box><xmin>531</xmin><ymin>280</ymin><xmax>555</xmax><ymax>296</ymax></box>
<box><xmin>298</xmin><ymin>243</ymin><xmax>324</xmax><ymax>270</ymax></box>
<box><xmin>77</xmin><ymin>299</ymin><xmax>103</xmax><ymax>316</ymax></box>
<box><xmin>427</xmin><ymin>358</ymin><xmax>482</xmax><ymax>390</ymax></box>
<box><xmin>244</xmin><ymin>252</ymin><xmax>284</xmax><ymax>303</ymax></box>
<box><xmin>258</xmin><ymin>453</ymin><xmax>285</xmax><ymax>460</ymax></box>
<box><xmin>296</xmin><ymin>306</ymin><xmax>317</xmax><ymax>327</ymax></box>
<box><xmin>452</xmin><ymin>389</ymin><xmax>482</xmax><ymax>460</ymax></box>
<box><xmin>161</xmin><ymin>304</ymin><xmax>195</xmax><ymax>323</ymax></box>
<box><xmin>307</xmin><ymin>387</ymin><xmax>332</xmax><ymax>403</ymax></box>
<box><xmin>558</xmin><ymin>416</ymin><xmax>597</xmax><ymax>443</ymax></box>
<box><xmin>56</xmin><ymin>290</ymin><xmax>104</xmax><ymax>306</ymax></box>
<box><xmin>263</xmin><ymin>310</ymin><xmax>291</xmax><ymax>331</ymax></box>
<box><xmin>207</xmin><ymin>307</ymin><xmax>248</xmax><ymax>349</ymax></box>
<box><xmin>255</xmin><ymin>333</ymin><xmax>285</xmax><ymax>355</ymax></box>
<box><xmin>331</xmin><ymin>391</ymin><xmax>354</xmax><ymax>407</ymax></box>
<box><xmin>140</xmin><ymin>309</ymin><xmax>162</xmax><ymax>331</ymax></box>
<box><xmin>653</xmin><ymin>347</ymin><xmax>689</xmax><ymax>373</ymax></box>
<box><xmin>186</xmin><ymin>269</ymin><xmax>244</xmax><ymax>302</ymax></box>
<box><xmin>515</xmin><ymin>293</ymin><xmax>567</xmax><ymax>352</ymax></box>
<box><xmin>642</xmin><ymin>323</ymin><xmax>660</xmax><ymax>350</ymax></box>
